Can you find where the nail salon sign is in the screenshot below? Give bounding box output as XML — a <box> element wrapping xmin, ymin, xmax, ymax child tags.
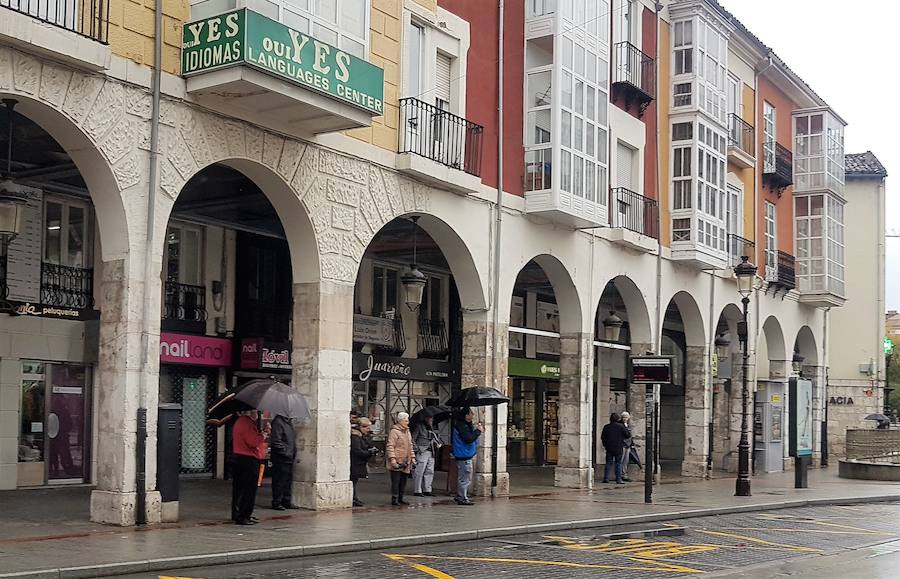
<box><xmin>160</xmin><ymin>332</ymin><xmax>232</xmax><ymax>367</ymax></box>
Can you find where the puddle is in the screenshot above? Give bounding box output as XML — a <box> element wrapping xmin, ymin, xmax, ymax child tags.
<box><xmin>603</xmin><ymin>526</ymin><xmax>688</xmax><ymax>540</ymax></box>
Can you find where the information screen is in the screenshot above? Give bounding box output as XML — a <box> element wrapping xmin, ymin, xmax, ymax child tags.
<box><xmin>630</xmin><ymin>356</ymin><xmax>673</xmax><ymax>385</ymax></box>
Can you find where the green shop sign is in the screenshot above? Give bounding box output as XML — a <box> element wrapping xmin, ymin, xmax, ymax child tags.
<box><xmin>182</xmin><ymin>9</ymin><xmax>385</xmax><ymax>115</ymax></box>
<box><xmin>508</xmin><ymin>357</ymin><xmax>560</xmax><ymax>379</ymax></box>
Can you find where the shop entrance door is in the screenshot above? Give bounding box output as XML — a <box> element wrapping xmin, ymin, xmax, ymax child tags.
<box><xmin>508</xmin><ymin>379</ymin><xmax>559</xmax><ymax>466</ymax></box>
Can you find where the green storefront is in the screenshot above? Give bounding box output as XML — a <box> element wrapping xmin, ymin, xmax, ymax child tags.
<box><xmin>507</xmin><ymin>357</ymin><xmax>561</xmax><ymax>466</ymax></box>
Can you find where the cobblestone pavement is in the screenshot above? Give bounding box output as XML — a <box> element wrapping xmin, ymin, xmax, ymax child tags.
<box><xmin>131</xmin><ymin>503</ymin><xmax>900</xmax><ymax>578</ymax></box>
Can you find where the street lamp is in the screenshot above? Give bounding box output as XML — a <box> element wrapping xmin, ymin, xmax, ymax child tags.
<box><xmin>400</xmin><ymin>216</ymin><xmax>427</xmax><ymax>311</ymax></box>
<box><xmin>603</xmin><ymin>310</ymin><xmax>624</xmax><ymax>342</ymax></box>
<box><xmin>1</xmin><ymin>99</ymin><xmax>28</xmax><ymax>315</ymax></box>
<box><xmin>734</xmin><ymin>255</ymin><xmax>757</xmax><ymax>497</ymax></box>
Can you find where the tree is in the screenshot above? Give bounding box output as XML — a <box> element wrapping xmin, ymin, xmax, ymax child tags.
<box><xmin>887</xmin><ymin>337</ymin><xmax>900</xmax><ymax>416</ymax></box>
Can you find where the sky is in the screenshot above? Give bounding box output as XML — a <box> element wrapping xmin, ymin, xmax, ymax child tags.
<box><xmin>719</xmin><ymin>0</ymin><xmax>898</xmax><ymax>311</ymax></box>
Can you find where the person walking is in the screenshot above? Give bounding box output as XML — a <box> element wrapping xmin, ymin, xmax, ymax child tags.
<box><xmin>386</xmin><ymin>412</ymin><xmax>416</xmax><ymax>506</ymax></box>
<box><xmin>269</xmin><ymin>413</ymin><xmax>299</xmax><ymax>510</ymax></box>
<box><xmin>600</xmin><ymin>412</ymin><xmax>630</xmax><ymax>484</ymax></box>
<box><xmin>231</xmin><ymin>410</ymin><xmax>267</xmax><ymax>525</ymax></box>
<box><xmin>350</xmin><ymin>417</ymin><xmax>378</xmax><ymax>507</ymax></box>
<box><xmin>411</xmin><ymin>416</ymin><xmax>441</xmax><ymax>497</ymax></box>
<box><xmin>451</xmin><ymin>407</ymin><xmax>482</xmax><ymax>505</ymax></box>
<box><xmin>620</xmin><ymin>411</ymin><xmax>633</xmax><ymax>482</ymax></box>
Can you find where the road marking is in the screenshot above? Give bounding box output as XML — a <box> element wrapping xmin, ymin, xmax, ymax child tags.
<box><xmin>384</xmin><ymin>554</ymin><xmax>455</xmax><ymax>579</ymax></box>
<box><xmin>692</xmin><ymin>529</ymin><xmax>821</xmax><ymax>552</ymax></box>
<box><xmin>384</xmin><ymin>553</ymin><xmax>704</xmax><ymax>574</ymax></box>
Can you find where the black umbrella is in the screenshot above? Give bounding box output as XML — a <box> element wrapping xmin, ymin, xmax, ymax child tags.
<box><xmin>411</xmin><ymin>405</ymin><xmax>451</xmax><ymax>425</ymax></box>
<box><xmin>448</xmin><ymin>387</ymin><xmax>509</xmax><ymax>408</ymax></box>
<box><xmin>865</xmin><ymin>414</ymin><xmax>890</xmax><ymax>422</ymax></box>
<box><xmin>207</xmin><ymin>393</ymin><xmax>254</xmax><ymax>427</ymax></box>
<box><xmin>235</xmin><ymin>379</ymin><xmax>312</xmax><ymax>422</ymax></box>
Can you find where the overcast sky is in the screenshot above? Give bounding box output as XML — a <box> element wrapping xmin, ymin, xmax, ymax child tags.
<box><xmin>719</xmin><ymin>0</ymin><xmax>898</xmax><ymax>311</ymax></box>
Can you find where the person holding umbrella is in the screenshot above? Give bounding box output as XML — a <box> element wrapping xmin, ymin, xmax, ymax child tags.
<box><xmin>269</xmin><ymin>413</ymin><xmax>300</xmax><ymax>510</ymax></box>
<box><xmin>386</xmin><ymin>412</ymin><xmax>416</xmax><ymax>506</ymax></box>
<box><xmin>231</xmin><ymin>410</ymin><xmax>268</xmax><ymax>525</ymax></box>
<box><xmin>452</xmin><ymin>407</ymin><xmax>483</xmax><ymax>505</ymax></box>
<box><xmin>411</xmin><ymin>410</ymin><xmax>445</xmax><ymax>497</ymax></box>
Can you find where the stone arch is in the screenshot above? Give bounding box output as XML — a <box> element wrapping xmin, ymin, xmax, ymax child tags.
<box><xmin>761</xmin><ymin>316</ymin><xmax>787</xmax><ymax>363</ymax></box>
<box><xmin>511</xmin><ymin>253</ymin><xmax>583</xmax><ymax>335</ymax></box>
<box><xmin>794</xmin><ymin>325</ymin><xmax>819</xmax><ymax>367</ymax></box>
<box><xmin>597</xmin><ymin>275</ymin><xmax>653</xmax><ymax>346</ymax></box>
<box><xmin>0</xmin><ymin>52</ymin><xmax>135</xmax><ymax>259</ymax></box>
<box><xmin>665</xmin><ymin>291</ymin><xmax>707</xmax><ymax>347</ymax></box>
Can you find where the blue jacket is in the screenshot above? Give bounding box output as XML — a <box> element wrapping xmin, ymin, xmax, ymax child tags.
<box><xmin>452</xmin><ymin>420</ymin><xmax>481</xmax><ymax>460</ymax></box>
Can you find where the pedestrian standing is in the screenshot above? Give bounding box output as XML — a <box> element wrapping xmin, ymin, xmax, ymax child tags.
<box><xmin>600</xmin><ymin>413</ymin><xmax>629</xmax><ymax>484</ymax></box>
<box><xmin>231</xmin><ymin>410</ymin><xmax>267</xmax><ymax>525</ymax></box>
<box><xmin>269</xmin><ymin>413</ymin><xmax>299</xmax><ymax>510</ymax></box>
<box><xmin>386</xmin><ymin>412</ymin><xmax>416</xmax><ymax>506</ymax></box>
<box><xmin>620</xmin><ymin>411</ymin><xmax>633</xmax><ymax>482</ymax></box>
<box><xmin>411</xmin><ymin>416</ymin><xmax>441</xmax><ymax>497</ymax></box>
<box><xmin>350</xmin><ymin>417</ymin><xmax>378</xmax><ymax>507</ymax></box>
<box><xmin>451</xmin><ymin>407</ymin><xmax>482</xmax><ymax>505</ymax></box>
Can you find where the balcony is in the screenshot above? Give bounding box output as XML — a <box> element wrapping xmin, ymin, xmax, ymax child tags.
<box><xmin>41</xmin><ymin>263</ymin><xmax>94</xmax><ymax>309</ymax></box>
<box><xmin>765</xmin><ymin>251</ymin><xmax>796</xmax><ymax>293</ymax></box>
<box><xmin>418</xmin><ymin>318</ymin><xmax>449</xmax><ymax>359</ymax></box>
<box><xmin>397</xmin><ymin>98</ymin><xmax>484</xmax><ymax>195</ymax></box>
<box><xmin>162</xmin><ymin>282</ymin><xmax>207</xmax><ymax>334</ymax></box>
<box><xmin>0</xmin><ymin>0</ymin><xmax>111</xmax><ymax>70</ymax></box>
<box><xmin>727</xmin><ymin>234</ymin><xmax>755</xmax><ymax>268</ymax></box>
<box><xmin>611</xmin><ymin>42</ymin><xmax>655</xmax><ymax>117</ymax></box>
<box><xmin>727</xmin><ymin>114</ymin><xmax>755</xmax><ymax>168</ymax></box>
<box><xmin>606</xmin><ymin>187</ymin><xmax>659</xmax><ymax>253</ymax></box>
<box><xmin>763</xmin><ymin>141</ymin><xmax>793</xmax><ymax>191</ymax></box>
<box><xmin>374</xmin><ymin>316</ymin><xmax>406</xmax><ymax>357</ymax></box>
<box><xmin>182</xmin><ymin>9</ymin><xmax>384</xmax><ymax>136</ymax></box>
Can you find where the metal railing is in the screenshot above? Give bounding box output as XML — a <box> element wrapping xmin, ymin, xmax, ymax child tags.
<box><xmin>765</xmin><ymin>250</ymin><xmax>796</xmax><ymax>290</ymax></box>
<box><xmin>40</xmin><ymin>263</ymin><xmax>94</xmax><ymax>309</ymax></box>
<box><xmin>763</xmin><ymin>141</ymin><xmax>793</xmax><ymax>188</ymax></box>
<box><xmin>163</xmin><ymin>281</ymin><xmax>207</xmax><ymax>323</ymax></box>
<box><xmin>728</xmin><ymin>114</ymin><xmax>755</xmax><ymax>159</ymax></box>
<box><xmin>418</xmin><ymin>318</ymin><xmax>449</xmax><ymax>359</ymax></box>
<box><xmin>1</xmin><ymin>0</ymin><xmax>110</xmax><ymax>43</ymax></box>
<box><xmin>609</xmin><ymin>187</ymin><xmax>659</xmax><ymax>239</ymax></box>
<box><xmin>399</xmin><ymin>97</ymin><xmax>484</xmax><ymax>177</ymax></box>
<box><xmin>375</xmin><ymin>315</ymin><xmax>406</xmax><ymax>357</ymax></box>
<box><xmin>728</xmin><ymin>234</ymin><xmax>755</xmax><ymax>268</ymax></box>
<box><xmin>612</xmin><ymin>41</ymin><xmax>656</xmax><ymax>102</ymax></box>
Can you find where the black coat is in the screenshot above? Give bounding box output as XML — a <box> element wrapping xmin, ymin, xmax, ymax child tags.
<box><xmin>350</xmin><ymin>429</ymin><xmax>373</xmax><ymax>479</ymax></box>
<box><xmin>270</xmin><ymin>415</ymin><xmax>296</xmax><ymax>462</ymax></box>
<box><xmin>600</xmin><ymin>421</ymin><xmax>630</xmax><ymax>454</ymax></box>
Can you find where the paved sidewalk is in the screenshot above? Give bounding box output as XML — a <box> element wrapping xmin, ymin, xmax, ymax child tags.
<box><xmin>1</xmin><ymin>467</ymin><xmax>898</xmax><ymax>579</ymax></box>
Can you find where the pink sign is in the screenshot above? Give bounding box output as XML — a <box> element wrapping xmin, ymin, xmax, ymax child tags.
<box><xmin>160</xmin><ymin>332</ymin><xmax>232</xmax><ymax>367</ymax></box>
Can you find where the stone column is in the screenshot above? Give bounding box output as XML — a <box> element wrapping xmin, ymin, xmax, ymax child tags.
<box><xmin>555</xmin><ymin>333</ymin><xmax>594</xmax><ymax>488</ymax></box>
<box><xmin>594</xmin><ymin>346</ymin><xmax>612</xmax><ymax>473</ymax></box>
<box><xmin>682</xmin><ymin>345</ymin><xmax>710</xmax><ymax>477</ymax></box>
<box><xmin>626</xmin><ymin>343</ymin><xmax>653</xmax><ymax>482</ymax></box>
<box><xmin>465</xmin><ymin>312</ymin><xmax>510</xmax><ymax>497</ymax></box>
<box><xmin>292</xmin><ymin>280</ymin><xmax>354</xmax><ymax>509</ymax></box>
<box><xmin>90</xmin><ymin>258</ymin><xmax>163</xmax><ymax>526</ymax></box>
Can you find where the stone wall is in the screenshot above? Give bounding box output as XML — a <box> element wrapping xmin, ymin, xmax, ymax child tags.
<box><xmin>108</xmin><ymin>0</ymin><xmax>189</xmax><ymax>75</ymax></box>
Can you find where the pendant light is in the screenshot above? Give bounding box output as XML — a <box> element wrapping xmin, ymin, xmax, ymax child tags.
<box><xmin>400</xmin><ymin>216</ymin><xmax>427</xmax><ymax>311</ymax></box>
<box><xmin>0</xmin><ymin>99</ymin><xmax>27</xmax><ymax>242</ymax></box>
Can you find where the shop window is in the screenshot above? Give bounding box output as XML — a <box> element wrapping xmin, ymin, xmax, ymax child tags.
<box><xmin>43</xmin><ymin>197</ymin><xmax>91</xmax><ymax>269</ymax></box>
<box><xmin>165</xmin><ymin>223</ymin><xmax>204</xmax><ymax>286</ymax></box>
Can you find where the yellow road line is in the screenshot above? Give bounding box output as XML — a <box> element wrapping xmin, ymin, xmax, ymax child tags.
<box><xmin>384</xmin><ymin>553</ymin><xmax>704</xmax><ymax>574</ymax></box>
<box><xmin>692</xmin><ymin>529</ymin><xmax>821</xmax><ymax>552</ymax></box>
<box><xmin>713</xmin><ymin>527</ymin><xmax>893</xmax><ymax>536</ymax></box>
<box><xmin>384</xmin><ymin>554</ymin><xmax>455</xmax><ymax>579</ymax></box>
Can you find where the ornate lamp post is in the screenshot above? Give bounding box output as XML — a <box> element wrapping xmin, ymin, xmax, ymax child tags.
<box><xmin>400</xmin><ymin>216</ymin><xmax>427</xmax><ymax>311</ymax></box>
<box><xmin>734</xmin><ymin>255</ymin><xmax>757</xmax><ymax>497</ymax></box>
<box><xmin>603</xmin><ymin>310</ymin><xmax>624</xmax><ymax>342</ymax></box>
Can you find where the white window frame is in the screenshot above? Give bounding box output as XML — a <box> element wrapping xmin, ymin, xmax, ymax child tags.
<box><xmin>764</xmin><ymin>201</ymin><xmax>777</xmax><ymax>274</ymax></box>
<box><xmin>236</xmin><ymin>0</ymin><xmax>370</xmax><ymax>59</ymax></box>
<box><xmin>614</xmin><ymin>0</ymin><xmax>638</xmax><ymax>45</ymax></box>
<box><xmin>763</xmin><ymin>101</ymin><xmax>777</xmax><ymax>173</ymax></box>
<box><xmin>43</xmin><ymin>195</ymin><xmax>92</xmax><ymax>270</ymax></box>
<box><xmin>164</xmin><ymin>222</ymin><xmax>205</xmax><ymax>287</ymax></box>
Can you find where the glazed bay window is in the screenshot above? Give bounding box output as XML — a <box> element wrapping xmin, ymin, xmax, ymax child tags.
<box><xmin>795</xmin><ymin>194</ymin><xmax>845</xmax><ymax>297</ymax></box>
<box><xmin>696</xmin><ymin>18</ymin><xmax>727</xmax><ymax>125</ymax></box>
<box><xmin>525</xmin><ymin>67</ymin><xmax>553</xmax><ymax>192</ymax></box>
<box><xmin>793</xmin><ymin>108</ymin><xmax>846</xmax><ymax>196</ymax></box>
<box><xmin>42</xmin><ymin>197</ymin><xmax>94</xmax><ymax>309</ymax></box>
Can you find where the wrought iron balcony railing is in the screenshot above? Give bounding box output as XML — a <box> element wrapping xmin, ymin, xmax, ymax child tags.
<box><xmin>612</xmin><ymin>41</ymin><xmax>656</xmax><ymax>114</ymax></box>
<box><xmin>375</xmin><ymin>315</ymin><xmax>406</xmax><ymax>357</ymax></box>
<box><xmin>728</xmin><ymin>114</ymin><xmax>755</xmax><ymax>159</ymax></box>
<box><xmin>765</xmin><ymin>250</ymin><xmax>796</xmax><ymax>291</ymax></box>
<box><xmin>163</xmin><ymin>281</ymin><xmax>207</xmax><ymax>324</ymax></box>
<box><xmin>728</xmin><ymin>234</ymin><xmax>755</xmax><ymax>268</ymax></box>
<box><xmin>1</xmin><ymin>0</ymin><xmax>110</xmax><ymax>43</ymax></box>
<box><xmin>40</xmin><ymin>263</ymin><xmax>94</xmax><ymax>309</ymax></box>
<box><xmin>609</xmin><ymin>187</ymin><xmax>659</xmax><ymax>239</ymax></box>
<box><xmin>418</xmin><ymin>318</ymin><xmax>449</xmax><ymax>359</ymax></box>
<box><xmin>763</xmin><ymin>141</ymin><xmax>793</xmax><ymax>189</ymax></box>
<box><xmin>399</xmin><ymin>97</ymin><xmax>484</xmax><ymax>177</ymax></box>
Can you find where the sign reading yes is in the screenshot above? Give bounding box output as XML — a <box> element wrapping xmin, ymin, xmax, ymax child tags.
<box><xmin>182</xmin><ymin>9</ymin><xmax>385</xmax><ymax>116</ymax></box>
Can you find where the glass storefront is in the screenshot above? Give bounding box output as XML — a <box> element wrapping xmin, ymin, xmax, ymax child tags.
<box><xmin>159</xmin><ymin>365</ymin><xmax>218</xmax><ymax>475</ymax></box>
<box><xmin>18</xmin><ymin>361</ymin><xmax>92</xmax><ymax>486</ymax></box>
<box><xmin>507</xmin><ymin>378</ymin><xmax>559</xmax><ymax>466</ymax></box>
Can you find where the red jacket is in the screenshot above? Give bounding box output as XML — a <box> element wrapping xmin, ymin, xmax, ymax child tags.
<box><xmin>232</xmin><ymin>415</ymin><xmax>266</xmax><ymax>460</ymax></box>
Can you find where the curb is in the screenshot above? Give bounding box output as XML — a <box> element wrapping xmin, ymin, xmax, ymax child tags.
<box><xmin>5</xmin><ymin>494</ymin><xmax>899</xmax><ymax>579</ymax></box>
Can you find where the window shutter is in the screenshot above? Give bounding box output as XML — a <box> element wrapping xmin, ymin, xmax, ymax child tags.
<box><xmin>435</xmin><ymin>52</ymin><xmax>451</xmax><ymax>105</ymax></box>
<box><xmin>616</xmin><ymin>142</ymin><xmax>635</xmax><ymax>190</ymax></box>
